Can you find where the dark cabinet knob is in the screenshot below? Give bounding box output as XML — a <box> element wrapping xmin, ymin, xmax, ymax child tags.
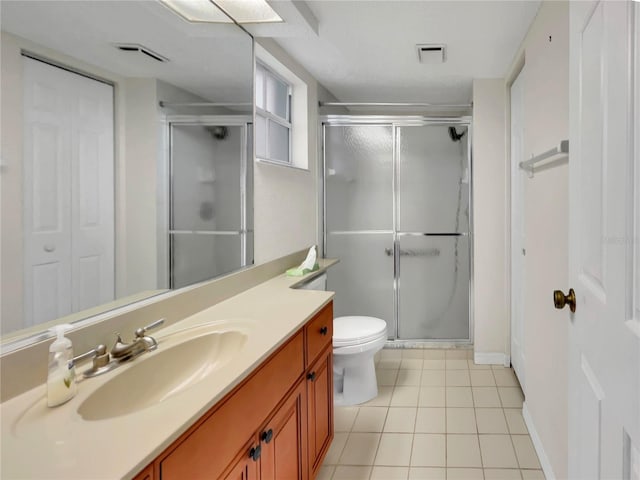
<box><xmin>319</xmin><ymin>326</ymin><xmax>328</xmax><ymax>335</ymax></box>
<box><xmin>307</xmin><ymin>371</ymin><xmax>316</xmax><ymax>382</ymax></box>
<box><xmin>249</xmin><ymin>445</ymin><xmax>261</xmax><ymax>461</ymax></box>
<box><xmin>261</xmin><ymin>428</ymin><xmax>274</xmax><ymax>443</ymax></box>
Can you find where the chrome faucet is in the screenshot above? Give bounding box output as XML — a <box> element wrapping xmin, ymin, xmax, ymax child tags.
<box><xmin>110</xmin><ymin>318</ymin><xmax>165</xmax><ymax>362</ymax></box>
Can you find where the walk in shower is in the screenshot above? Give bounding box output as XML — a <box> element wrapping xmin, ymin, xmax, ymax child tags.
<box><xmin>168</xmin><ymin>116</ymin><xmax>253</xmax><ymax>289</ymax></box>
<box><xmin>322</xmin><ymin>117</ymin><xmax>472</xmax><ymax>343</ymax></box>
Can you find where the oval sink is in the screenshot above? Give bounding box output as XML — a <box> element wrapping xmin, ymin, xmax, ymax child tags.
<box><xmin>78</xmin><ymin>329</ymin><xmax>247</xmax><ymax>421</ymax></box>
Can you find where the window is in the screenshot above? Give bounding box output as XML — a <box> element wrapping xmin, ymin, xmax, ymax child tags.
<box><xmin>255</xmin><ymin>62</ymin><xmax>292</xmax><ymax>164</ymax></box>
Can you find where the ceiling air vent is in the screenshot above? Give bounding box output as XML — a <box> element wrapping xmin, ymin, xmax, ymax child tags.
<box><xmin>416</xmin><ymin>44</ymin><xmax>446</xmax><ymax>64</ymax></box>
<box><xmin>113</xmin><ymin>43</ymin><xmax>169</xmax><ymax>63</ymax></box>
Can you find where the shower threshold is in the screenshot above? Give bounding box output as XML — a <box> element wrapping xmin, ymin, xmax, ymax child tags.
<box><xmin>384</xmin><ymin>339</ymin><xmax>472</xmax><ymax>350</ymax></box>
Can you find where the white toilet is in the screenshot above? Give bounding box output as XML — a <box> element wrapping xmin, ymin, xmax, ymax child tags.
<box><xmin>333</xmin><ymin>316</ymin><xmax>387</xmax><ymax>406</ymax></box>
<box><xmin>298</xmin><ymin>273</ymin><xmax>387</xmax><ymax>406</ymax></box>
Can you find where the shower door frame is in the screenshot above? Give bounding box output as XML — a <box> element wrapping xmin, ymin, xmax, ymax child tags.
<box><xmin>164</xmin><ymin>115</ymin><xmax>252</xmax><ymax>289</ymax></box>
<box><xmin>320</xmin><ymin>115</ymin><xmax>474</xmax><ymax>346</ymax></box>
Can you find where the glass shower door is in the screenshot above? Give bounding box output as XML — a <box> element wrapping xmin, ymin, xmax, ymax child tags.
<box><xmin>324</xmin><ymin>125</ymin><xmax>395</xmax><ymax>337</ymax></box>
<box><xmin>170</xmin><ymin>123</ymin><xmax>248</xmax><ymax>289</ymax></box>
<box><xmin>397</xmin><ymin>125</ymin><xmax>470</xmax><ymax>340</ymax></box>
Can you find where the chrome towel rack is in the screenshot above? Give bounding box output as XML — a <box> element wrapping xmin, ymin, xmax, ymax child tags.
<box><xmin>519</xmin><ymin>140</ymin><xmax>569</xmax><ymax>177</ymax></box>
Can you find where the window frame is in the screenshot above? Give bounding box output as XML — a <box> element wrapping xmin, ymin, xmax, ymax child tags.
<box><xmin>255</xmin><ymin>62</ymin><xmax>292</xmax><ymax>165</ymax></box>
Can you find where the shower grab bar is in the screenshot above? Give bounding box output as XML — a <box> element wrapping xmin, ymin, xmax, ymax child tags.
<box><xmin>398</xmin><ymin>232</ymin><xmax>467</xmax><ymax>237</ymax></box>
<box><xmin>385</xmin><ymin>248</ymin><xmax>440</xmax><ymax>257</ymax></box>
<box><xmin>169</xmin><ymin>230</ymin><xmax>252</xmax><ymax>235</ymax></box>
<box><xmin>519</xmin><ymin>140</ymin><xmax>569</xmax><ymax>177</ymax></box>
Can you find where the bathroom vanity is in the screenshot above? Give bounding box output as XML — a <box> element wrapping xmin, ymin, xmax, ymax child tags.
<box><xmin>134</xmin><ymin>302</ymin><xmax>334</xmax><ymax>480</ymax></box>
<box><xmin>0</xmin><ymin>261</ymin><xmax>337</xmax><ymax>480</ymax></box>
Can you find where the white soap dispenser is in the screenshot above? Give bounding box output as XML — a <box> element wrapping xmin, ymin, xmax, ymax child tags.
<box><xmin>47</xmin><ymin>324</ymin><xmax>77</xmax><ymax>407</ymax></box>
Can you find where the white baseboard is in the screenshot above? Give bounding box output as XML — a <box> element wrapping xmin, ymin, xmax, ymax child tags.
<box><xmin>473</xmin><ymin>352</ymin><xmax>508</xmax><ymax>365</ymax></box>
<box><xmin>522</xmin><ymin>401</ymin><xmax>556</xmax><ymax>480</ymax></box>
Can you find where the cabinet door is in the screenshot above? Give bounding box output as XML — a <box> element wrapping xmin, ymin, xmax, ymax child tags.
<box><xmin>260</xmin><ymin>380</ymin><xmax>307</xmax><ymax>480</ymax></box>
<box><xmin>223</xmin><ymin>440</ymin><xmax>260</xmax><ymax>480</ymax></box>
<box><xmin>306</xmin><ymin>348</ymin><xmax>333</xmax><ymax>477</ymax></box>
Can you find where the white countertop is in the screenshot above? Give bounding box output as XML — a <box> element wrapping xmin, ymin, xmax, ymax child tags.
<box><xmin>0</xmin><ymin>261</ymin><xmax>336</xmax><ymax>480</ymax></box>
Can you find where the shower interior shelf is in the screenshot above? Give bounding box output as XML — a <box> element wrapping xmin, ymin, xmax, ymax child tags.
<box><xmin>519</xmin><ymin>139</ymin><xmax>569</xmax><ymax>177</ymax></box>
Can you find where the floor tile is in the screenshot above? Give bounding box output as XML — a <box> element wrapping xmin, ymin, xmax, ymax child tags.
<box><xmin>504</xmin><ymin>409</ymin><xmax>528</xmax><ymax>434</ymax></box>
<box><xmin>470</xmin><ymin>370</ymin><xmax>496</xmax><ymax>386</ymax></box>
<box><xmin>475</xmin><ymin>408</ymin><xmax>508</xmax><ymax>434</ymax></box>
<box><xmin>423</xmin><ymin>359</ymin><xmax>446</xmax><ymax>370</ymax></box>
<box><xmin>333</xmin><ymin>465</ymin><xmax>372</xmax><ymax>479</ymax></box>
<box><xmin>498</xmin><ymin>388</ymin><xmax>524</xmax><ymax>408</ymax></box>
<box><xmin>472</xmin><ymin>387</ymin><xmax>501</xmax><ymax>407</ymax></box>
<box><xmin>396</xmin><ymin>369</ymin><xmax>423</xmax><ymax>386</ymax></box>
<box><xmin>520</xmin><ymin>469</ymin><xmax>545</xmax><ymax>479</ymax></box>
<box><xmin>446</xmin><ymin>370</ymin><xmax>471</xmax><ymax>386</ymax></box>
<box><xmin>420</xmin><ymin>370</ymin><xmax>445</xmax><ymax>386</ymax></box>
<box><xmin>380</xmin><ymin>349</ymin><xmax>403</xmax><ymax>360</ymax></box>
<box><xmin>379</xmin><ymin>359</ymin><xmax>402</xmax><ymax>370</ymax></box>
<box><xmin>334</xmin><ymin>406</ymin><xmax>359</xmax><ymax>432</ymax></box>
<box><xmin>447</xmin><ymin>468</ymin><xmax>484</xmax><ymax>480</ymax></box>
<box><xmin>446</xmin><ymin>387</ymin><xmax>474</xmax><ymax>407</ymax></box>
<box><xmin>446</xmin><ymin>359</ymin><xmax>469</xmax><ymax>370</ymax></box>
<box><xmin>446</xmin><ymin>408</ymin><xmax>477</xmax><ymax>433</ymax></box>
<box><xmin>484</xmin><ymin>468</ymin><xmax>522</xmax><ymax>479</ymax></box>
<box><xmin>445</xmin><ymin>349</ymin><xmax>470</xmax><ymax>359</ymax></box>
<box><xmin>408</xmin><ymin>467</ymin><xmax>446</xmax><ymax>479</ymax></box>
<box><xmin>415</xmin><ymin>408</ymin><xmax>446</xmax><ymax>433</ymax></box>
<box><xmin>364</xmin><ymin>386</ymin><xmax>394</xmax><ymax>406</ymax></box>
<box><xmin>352</xmin><ymin>407</ymin><xmax>388</xmax><ymax>432</ymax></box>
<box><xmin>493</xmin><ymin>369</ymin><xmax>519</xmax><ymax>387</ymax></box>
<box><xmin>479</xmin><ymin>434</ymin><xmax>519</xmax><ymax>468</ymax></box>
<box><xmin>317</xmin><ymin>465</ymin><xmax>335</xmax><ymax>480</ymax></box>
<box><xmin>377</xmin><ymin>369</ymin><xmax>399</xmax><ymax>386</ymax></box>
<box><xmin>324</xmin><ymin>432</ymin><xmax>349</xmax><ymax>464</ymax></box>
<box><xmin>511</xmin><ymin>435</ymin><xmax>541</xmax><ymax>469</ymax></box>
<box><xmin>401</xmin><ymin>359</ymin><xmax>424</xmax><ymax>370</ymax></box>
<box><xmin>447</xmin><ymin>434</ymin><xmax>482</xmax><ymax>467</ymax></box>
<box><xmin>410</xmin><ymin>434</ymin><xmax>446</xmax><ymax>467</ymax></box>
<box><xmin>468</xmin><ymin>360</ymin><xmax>491</xmax><ymax>370</ymax></box>
<box><xmin>391</xmin><ymin>386</ymin><xmax>420</xmax><ymax>407</ymax></box>
<box><xmin>375</xmin><ymin>433</ymin><xmax>414</xmax><ymax>466</ymax></box>
<box><xmin>423</xmin><ymin>350</ymin><xmax>446</xmax><ymax>360</ymax></box>
<box><xmin>339</xmin><ymin>432</ymin><xmax>381</xmax><ymax>465</ymax></box>
<box><xmin>419</xmin><ymin>387</ymin><xmax>446</xmax><ymax>407</ymax></box>
<box><xmin>403</xmin><ymin>349</ymin><xmax>425</xmax><ymax>359</ymax></box>
<box><xmin>371</xmin><ymin>466</ymin><xmax>410</xmax><ymax>480</ymax></box>
<box><xmin>384</xmin><ymin>407</ymin><xmax>417</xmax><ymax>433</ymax></box>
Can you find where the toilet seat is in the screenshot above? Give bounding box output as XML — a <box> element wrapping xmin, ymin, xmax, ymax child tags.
<box><xmin>333</xmin><ymin>316</ymin><xmax>387</xmax><ymax>347</ymax></box>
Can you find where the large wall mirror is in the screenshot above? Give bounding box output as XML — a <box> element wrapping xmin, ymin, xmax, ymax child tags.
<box><xmin>0</xmin><ymin>1</ymin><xmax>254</xmax><ymax>345</ymax></box>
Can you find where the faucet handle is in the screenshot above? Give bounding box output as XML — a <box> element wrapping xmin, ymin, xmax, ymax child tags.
<box><xmin>134</xmin><ymin>318</ymin><xmax>165</xmax><ymax>338</ymax></box>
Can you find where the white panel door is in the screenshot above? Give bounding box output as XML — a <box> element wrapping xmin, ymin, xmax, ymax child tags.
<box><xmin>568</xmin><ymin>2</ymin><xmax>639</xmax><ymax>479</ymax></box>
<box><xmin>23</xmin><ymin>58</ymin><xmax>114</xmax><ymax>325</ymax></box>
<box><xmin>510</xmin><ymin>67</ymin><xmax>526</xmax><ymax>389</ymax></box>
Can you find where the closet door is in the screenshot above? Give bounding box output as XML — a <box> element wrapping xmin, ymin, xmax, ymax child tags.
<box><xmin>324</xmin><ymin>124</ymin><xmax>395</xmax><ymax>337</ymax></box>
<box><xmin>23</xmin><ymin>57</ymin><xmax>114</xmax><ymax>325</ymax></box>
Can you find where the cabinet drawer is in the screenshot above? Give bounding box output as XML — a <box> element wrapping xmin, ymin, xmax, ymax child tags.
<box><xmin>305</xmin><ymin>303</ymin><xmax>333</xmax><ymax>366</ymax></box>
<box><xmin>158</xmin><ymin>331</ymin><xmax>304</xmax><ymax>480</ymax></box>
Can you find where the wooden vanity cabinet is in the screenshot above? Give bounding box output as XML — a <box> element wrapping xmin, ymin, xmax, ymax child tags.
<box><xmin>135</xmin><ymin>301</ymin><xmax>334</xmax><ymax>480</ymax></box>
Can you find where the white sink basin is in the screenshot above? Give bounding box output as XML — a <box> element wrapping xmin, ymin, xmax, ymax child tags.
<box><xmin>77</xmin><ymin>327</ymin><xmax>248</xmax><ymax>421</ymax></box>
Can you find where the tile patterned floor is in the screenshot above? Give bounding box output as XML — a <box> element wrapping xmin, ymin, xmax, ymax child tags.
<box><xmin>319</xmin><ymin>348</ymin><xmax>545</xmax><ymax>480</ymax></box>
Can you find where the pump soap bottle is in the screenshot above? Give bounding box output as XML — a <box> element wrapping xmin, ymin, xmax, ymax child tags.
<box><xmin>47</xmin><ymin>324</ymin><xmax>77</xmax><ymax>407</ymax></box>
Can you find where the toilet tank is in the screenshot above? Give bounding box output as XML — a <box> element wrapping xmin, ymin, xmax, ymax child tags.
<box><xmin>297</xmin><ymin>273</ymin><xmax>327</xmax><ymax>291</ymax></box>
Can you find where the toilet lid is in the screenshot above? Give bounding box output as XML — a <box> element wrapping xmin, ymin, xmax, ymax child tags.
<box><xmin>333</xmin><ymin>316</ymin><xmax>387</xmax><ymax>347</ymax></box>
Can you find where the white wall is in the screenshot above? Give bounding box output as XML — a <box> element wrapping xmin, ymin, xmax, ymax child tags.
<box><xmin>506</xmin><ymin>2</ymin><xmax>569</xmax><ymax>478</ymax></box>
<box><xmin>253</xmin><ymin>39</ymin><xmax>320</xmax><ymax>263</ymax></box>
<box><xmin>472</xmin><ymin>79</ymin><xmax>508</xmax><ymax>360</ymax></box>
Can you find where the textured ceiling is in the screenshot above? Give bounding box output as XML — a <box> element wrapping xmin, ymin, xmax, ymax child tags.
<box><xmin>272</xmin><ymin>1</ymin><xmax>541</xmax><ymax>104</ymax></box>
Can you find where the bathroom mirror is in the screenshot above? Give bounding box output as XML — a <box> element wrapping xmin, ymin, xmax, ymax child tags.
<box><xmin>0</xmin><ymin>1</ymin><xmax>254</xmax><ymax>344</ymax></box>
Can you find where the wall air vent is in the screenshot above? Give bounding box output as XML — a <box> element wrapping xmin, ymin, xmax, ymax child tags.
<box><xmin>113</xmin><ymin>43</ymin><xmax>169</xmax><ymax>63</ymax></box>
<box><xmin>416</xmin><ymin>44</ymin><xmax>446</xmax><ymax>64</ymax></box>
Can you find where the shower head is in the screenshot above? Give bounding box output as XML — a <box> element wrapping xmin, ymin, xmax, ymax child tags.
<box><xmin>448</xmin><ymin>126</ymin><xmax>466</xmax><ymax>142</ymax></box>
<box><xmin>206</xmin><ymin>126</ymin><xmax>228</xmax><ymax>140</ymax></box>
